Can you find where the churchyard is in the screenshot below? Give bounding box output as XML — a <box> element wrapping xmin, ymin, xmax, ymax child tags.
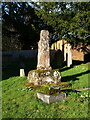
<box><xmin>1</xmin><ymin>30</ymin><xmax>90</xmax><ymax>119</ymax></box>
<box><xmin>1</xmin><ymin>62</ymin><xmax>90</xmax><ymax>118</ymax></box>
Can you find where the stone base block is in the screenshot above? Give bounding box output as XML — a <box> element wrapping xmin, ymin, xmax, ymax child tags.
<box><xmin>27</xmin><ymin>69</ymin><xmax>61</xmax><ymax>85</ymax></box>
<box><xmin>37</xmin><ymin>92</ymin><xmax>66</xmax><ymax>104</ymax></box>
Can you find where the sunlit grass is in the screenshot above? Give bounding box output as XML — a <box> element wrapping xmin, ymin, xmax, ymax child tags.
<box><xmin>1</xmin><ymin>62</ymin><xmax>90</xmax><ymax>118</ymax></box>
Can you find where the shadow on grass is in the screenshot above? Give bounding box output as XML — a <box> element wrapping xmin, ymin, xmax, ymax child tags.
<box><xmin>59</xmin><ymin>60</ymin><xmax>87</xmax><ymax>72</ymax></box>
<box><xmin>62</xmin><ymin>89</ymin><xmax>80</xmax><ymax>93</ymax></box>
<box><xmin>61</xmin><ymin>70</ymin><xmax>90</xmax><ymax>82</ymax></box>
<box><xmin>52</xmin><ymin>60</ymin><xmax>86</xmax><ymax>72</ymax></box>
<box><xmin>2</xmin><ymin>59</ymin><xmax>89</xmax><ymax>81</ymax></box>
<box><xmin>2</xmin><ymin>59</ymin><xmax>37</xmax><ymax>80</ymax></box>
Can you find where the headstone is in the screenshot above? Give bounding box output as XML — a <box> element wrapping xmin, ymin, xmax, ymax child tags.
<box><xmin>57</xmin><ymin>41</ymin><xmax>60</xmax><ymax>50</ymax></box>
<box><xmin>55</xmin><ymin>42</ymin><xmax>57</xmax><ymax>50</ymax></box>
<box><xmin>67</xmin><ymin>43</ymin><xmax>72</xmax><ymax>67</ymax></box>
<box><xmin>51</xmin><ymin>44</ymin><xmax>54</xmax><ymax>50</ymax></box>
<box><xmin>20</xmin><ymin>69</ymin><xmax>25</xmax><ymax>77</ymax></box>
<box><xmin>60</xmin><ymin>40</ymin><xmax>63</xmax><ymax>51</ymax></box>
<box><xmin>64</xmin><ymin>43</ymin><xmax>67</xmax><ymax>61</ymax></box>
<box><xmin>37</xmin><ymin>30</ymin><xmax>51</xmax><ymax>70</ymax></box>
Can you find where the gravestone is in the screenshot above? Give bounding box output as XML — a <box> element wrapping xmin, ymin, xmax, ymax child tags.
<box><xmin>20</xmin><ymin>69</ymin><xmax>25</xmax><ymax>77</ymax></box>
<box><xmin>51</xmin><ymin>40</ymin><xmax>72</xmax><ymax>67</ymax></box>
<box><xmin>67</xmin><ymin>43</ymin><xmax>72</xmax><ymax>67</ymax></box>
<box><xmin>27</xmin><ymin>30</ymin><xmax>61</xmax><ymax>85</ymax></box>
<box><xmin>64</xmin><ymin>43</ymin><xmax>67</xmax><ymax>61</ymax></box>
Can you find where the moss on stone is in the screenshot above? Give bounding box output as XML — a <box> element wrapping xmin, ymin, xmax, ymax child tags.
<box><xmin>40</xmin><ymin>86</ymin><xmax>61</xmax><ymax>95</ymax></box>
<box><xmin>27</xmin><ymin>69</ymin><xmax>61</xmax><ymax>85</ymax></box>
<box><xmin>57</xmin><ymin>82</ymin><xmax>72</xmax><ymax>88</ymax></box>
<box><xmin>21</xmin><ymin>81</ymin><xmax>72</xmax><ymax>95</ymax></box>
<box><xmin>20</xmin><ymin>82</ymin><xmax>41</xmax><ymax>89</ymax></box>
<box><xmin>27</xmin><ymin>69</ymin><xmax>71</xmax><ymax>94</ymax></box>
<box><xmin>40</xmin><ymin>82</ymin><xmax>72</xmax><ymax>88</ymax></box>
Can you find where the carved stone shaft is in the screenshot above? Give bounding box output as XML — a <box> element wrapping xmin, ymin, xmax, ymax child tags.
<box><xmin>37</xmin><ymin>30</ymin><xmax>51</xmax><ymax>70</ymax></box>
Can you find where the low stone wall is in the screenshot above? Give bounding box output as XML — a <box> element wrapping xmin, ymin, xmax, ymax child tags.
<box><xmin>2</xmin><ymin>50</ymin><xmax>38</xmax><ymax>61</ymax></box>
<box><xmin>2</xmin><ymin>54</ymin><xmax>12</xmax><ymax>67</ymax></box>
<box><xmin>2</xmin><ymin>50</ymin><xmax>62</xmax><ymax>68</ymax></box>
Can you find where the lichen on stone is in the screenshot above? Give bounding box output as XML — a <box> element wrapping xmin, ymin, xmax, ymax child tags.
<box><xmin>27</xmin><ymin>69</ymin><xmax>61</xmax><ymax>85</ymax></box>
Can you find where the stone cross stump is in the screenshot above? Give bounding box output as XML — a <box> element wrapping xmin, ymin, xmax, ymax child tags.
<box><xmin>27</xmin><ymin>30</ymin><xmax>61</xmax><ymax>85</ymax></box>
<box><xmin>37</xmin><ymin>30</ymin><xmax>51</xmax><ymax>70</ymax></box>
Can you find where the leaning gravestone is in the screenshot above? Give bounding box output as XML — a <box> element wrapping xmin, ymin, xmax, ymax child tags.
<box><xmin>27</xmin><ymin>30</ymin><xmax>61</xmax><ymax>85</ymax></box>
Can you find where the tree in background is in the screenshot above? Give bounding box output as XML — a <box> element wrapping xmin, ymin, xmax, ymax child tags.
<box><xmin>2</xmin><ymin>2</ymin><xmax>90</xmax><ymax>50</ymax></box>
<box><xmin>35</xmin><ymin>2</ymin><xmax>90</xmax><ymax>47</ymax></box>
<box><xmin>2</xmin><ymin>2</ymin><xmax>45</xmax><ymax>50</ymax></box>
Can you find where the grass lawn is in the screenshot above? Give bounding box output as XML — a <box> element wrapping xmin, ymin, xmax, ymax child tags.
<box><xmin>1</xmin><ymin>62</ymin><xmax>90</xmax><ymax>118</ymax></box>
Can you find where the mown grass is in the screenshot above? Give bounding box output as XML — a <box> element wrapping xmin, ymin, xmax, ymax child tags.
<box><xmin>1</xmin><ymin>62</ymin><xmax>90</xmax><ymax>118</ymax></box>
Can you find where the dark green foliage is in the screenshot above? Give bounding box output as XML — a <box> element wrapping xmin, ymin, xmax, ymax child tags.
<box><xmin>2</xmin><ymin>2</ymin><xmax>90</xmax><ymax>50</ymax></box>
<box><xmin>2</xmin><ymin>2</ymin><xmax>41</xmax><ymax>50</ymax></box>
<box><xmin>35</xmin><ymin>2</ymin><xmax>90</xmax><ymax>46</ymax></box>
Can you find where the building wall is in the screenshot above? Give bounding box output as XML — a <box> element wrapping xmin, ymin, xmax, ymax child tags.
<box><xmin>71</xmin><ymin>49</ymin><xmax>85</xmax><ymax>61</ymax></box>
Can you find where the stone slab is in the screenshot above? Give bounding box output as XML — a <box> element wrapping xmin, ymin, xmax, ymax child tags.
<box><xmin>37</xmin><ymin>92</ymin><xmax>66</xmax><ymax>104</ymax></box>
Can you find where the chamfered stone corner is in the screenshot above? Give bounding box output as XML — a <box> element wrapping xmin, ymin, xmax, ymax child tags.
<box><xmin>37</xmin><ymin>92</ymin><xmax>66</xmax><ymax>104</ymax></box>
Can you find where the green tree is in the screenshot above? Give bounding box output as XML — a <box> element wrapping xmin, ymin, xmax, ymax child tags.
<box><xmin>2</xmin><ymin>2</ymin><xmax>90</xmax><ymax>50</ymax></box>
<box><xmin>2</xmin><ymin>2</ymin><xmax>43</xmax><ymax>50</ymax></box>
<box><xmin>34</xmin><ymin>2</ymin><xmax>90</xmax><ymax>46</ymax></box>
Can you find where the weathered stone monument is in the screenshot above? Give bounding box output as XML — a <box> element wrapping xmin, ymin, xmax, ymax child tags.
<box><xmin>27</xmin><ymin>30</ymin><xmax>61</xmax><ymax>85</ymax></box>
<box><xmin>37</xmin><ymin>30</ymin><xmax>51</xmax><ymax>70</ymax></box>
